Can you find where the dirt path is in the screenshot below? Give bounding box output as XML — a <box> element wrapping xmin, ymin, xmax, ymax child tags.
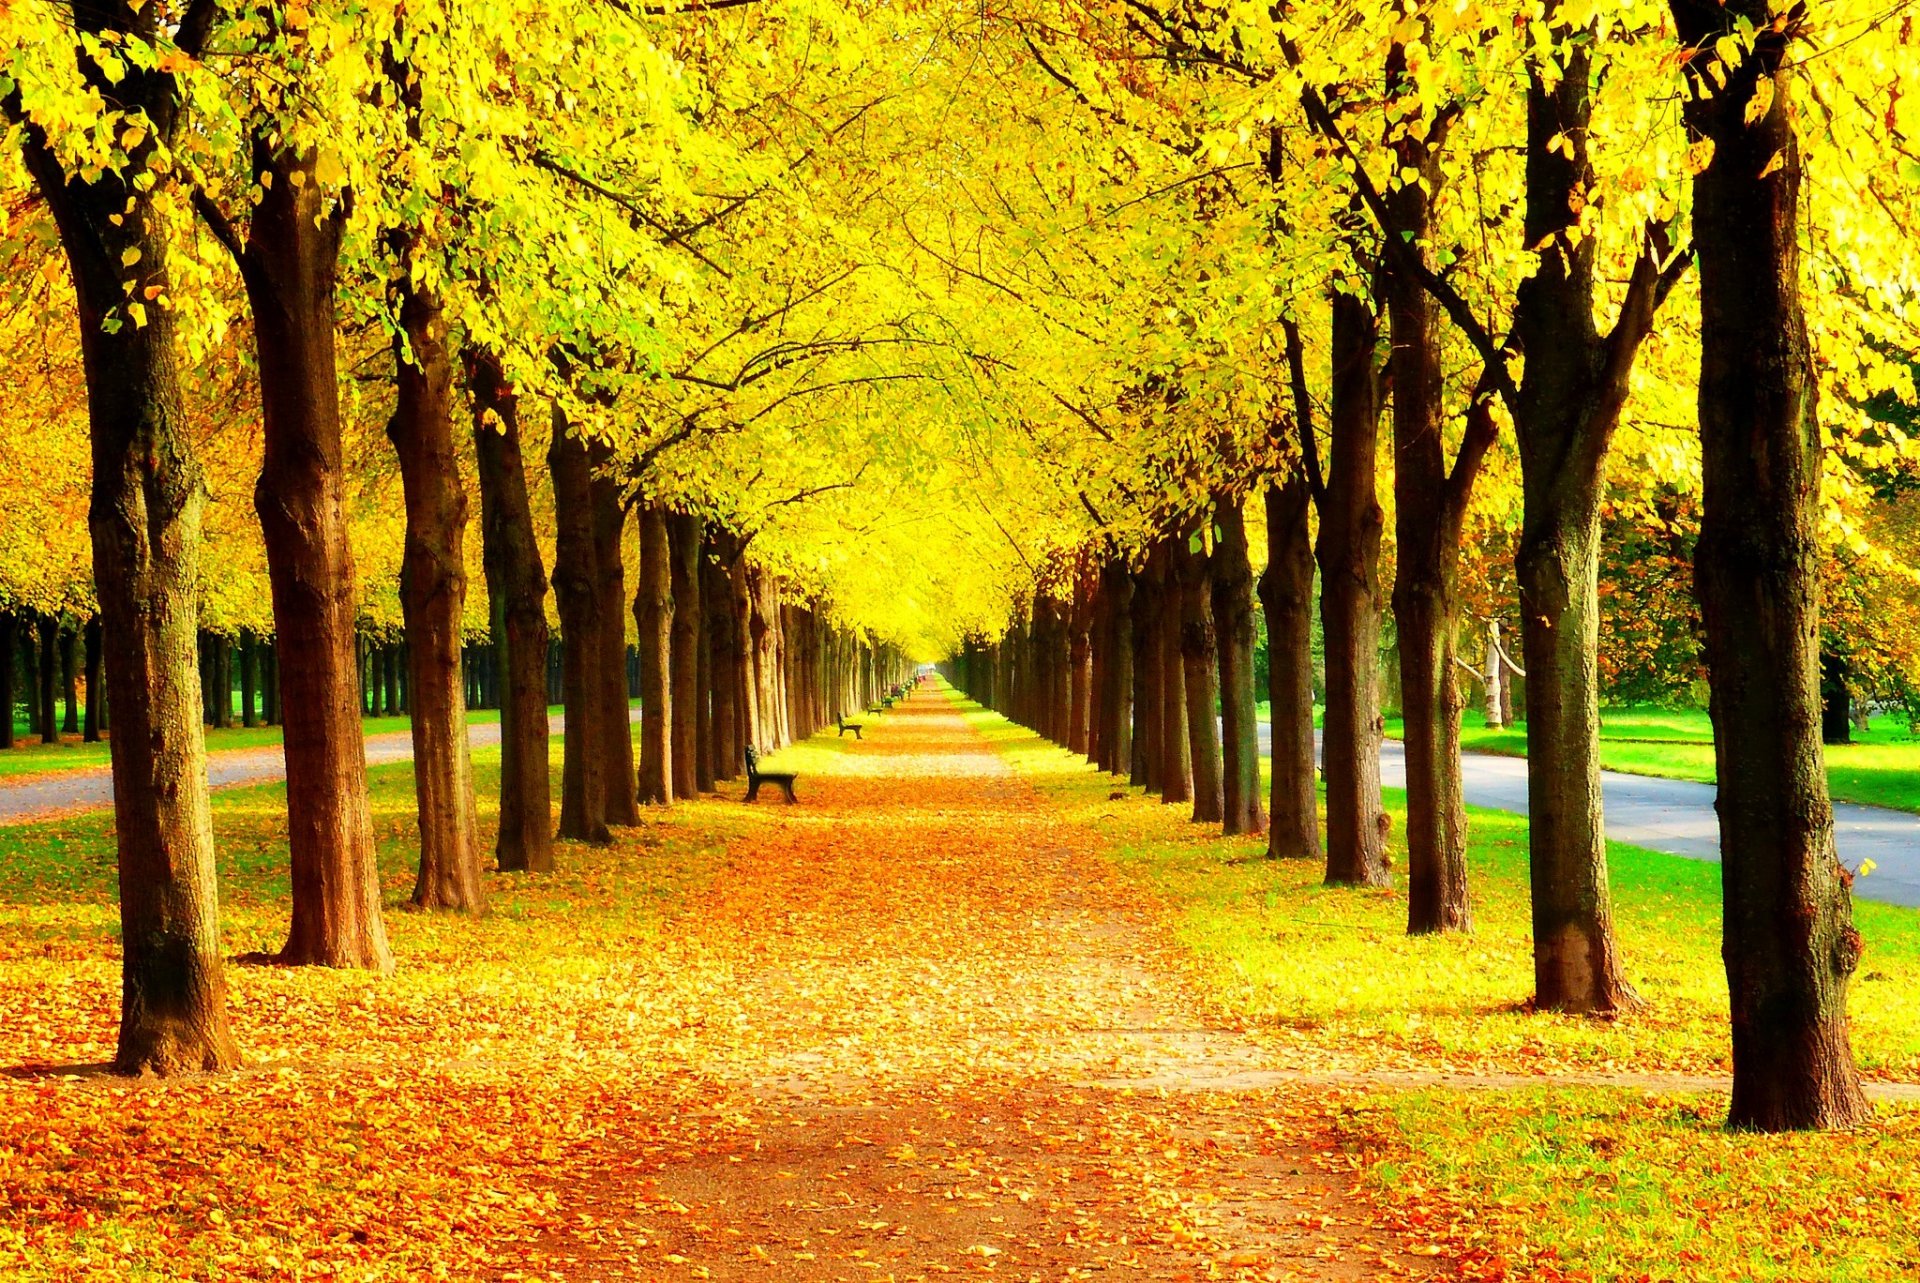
<box><xmin>518</xmin><ymin>689</ymin><xmax>1448</xmax><ymax>1281</ymax></box>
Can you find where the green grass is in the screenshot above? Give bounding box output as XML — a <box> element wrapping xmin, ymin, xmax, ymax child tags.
<box><xmin>975</xmin><ymin>700</ymin><xmax>1920</xmax><ymax>1282</ymax></box>
<box><xmin>0</xmin><ymin>705</ymin><xmax>539</xmax><ymax>781</ymax></box>
<box><xmin>1380</xmin><ymin>704</ymin><xmax>1920</xmax><ymax>814</ymax></box>
<box><xmin>1343</xmin><ymin>1086</ymin><xmax>1920</xmax><ymax>1281</ymax></box>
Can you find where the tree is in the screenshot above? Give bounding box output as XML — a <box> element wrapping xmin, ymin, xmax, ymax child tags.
<box><xmin>1673</xmin><ymin>0</ymin><xmax>1867</xmax><ymax>1131</ymax></box>
<box><xmin>7</xmin><ymin>0</ymin><xmax>240</xmax><ymax>1071</ymax></box>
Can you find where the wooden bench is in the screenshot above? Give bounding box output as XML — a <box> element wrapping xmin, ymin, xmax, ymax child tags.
<box><xmin>836</xmin><ymin>716</ymin><xmax>863</xmax><ymax>739</ymax></box>
<box><xmin>744</xmin><ymin>745</ymin><xmax>797</xmax><ymax>803</ymax></box>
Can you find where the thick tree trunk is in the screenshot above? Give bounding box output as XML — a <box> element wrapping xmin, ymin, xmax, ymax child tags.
<box><xmin>21</xmin><ymin>622</ymin><xmax>40</xmax><ymax>741</ymax></box>
<box><xmin>19</xmin><ymin>42</ymin><xmax>240</xmax><ymax>1068</ymax></box>
<box><xmin>1316</xmin><ymin>293</ymin><xmax>1390</xmax><ymax>887</ymax></box>
<box><xmin>1177</xmin><ymin>536</ymin><xmax>1224</xmax><ymax>824</ymax></box>
<box><xmin>1212</xmin><ymin>495</ymin><xmax>1266</xmax><ymax>837</ymax></box>
<box><xmin>694</xmin><ymin>532</ymin><xmax>718</xmax><ymax>792</ymax></box>
<box><xmin>469</xmin><ymin>354</ymin><xmax>555</xmax><ymax>872</ymax></box>
<box><xmin>1511</xmin><ymin>14</ymin><xmax>1658</xmax><ymax>1011</ymax></box>
<box><xmin>236</xmin><ymin>139</ymin><xmax>390</xmax><ymax>969</ymax></box>
<box><xmin>389</xmin><ymin>278</ymin><xmax>482</xmax><ymax>913</ymax></box>
<box><xmin>1675</xmin><ymin>0</ymin><xmax>1867</xmax><ymax>1131</ymax></box>
<box><xmin>1386</xmin><ymin>134</ymin><xmax>1471</xmax><ymax>935</ymax></box>
<box><xmin>591</xmin><ymin>469</ymin><xmax>639</xmax><ymax>824</ymax></box>
<box><xmin>1261</xmin><ymin>474</ymin><xmax>1319</xmax><ymax>859</ymax></box>
<box><xmin>635</xmin><ymin>504</ymin><xmax>674</xmax><ymax>805</ymax></box>
<box><xmin>548</xmin><ymin>413</ymin><xmax>610</xmax><ymax>844</ymax></box>
<box><xmin>82</xmin><ymin>617</ymin><xmax>104</xmax><ymax>743</ymax></box>
<box><xmin>668</xmin><ymin>514</ymin><xmax>703</xmax><ymax>798</ymax></box>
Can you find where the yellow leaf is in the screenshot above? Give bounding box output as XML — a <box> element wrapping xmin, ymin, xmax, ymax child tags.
<box><xmin>120</xmin><ymin>246</ymin><xmax>141</xmax><ymax>266</ymax></box>
<box><xmin>1685</xmin><ymin>138</ymin><xmax>1716</xmax><ymax>176</ymax></box>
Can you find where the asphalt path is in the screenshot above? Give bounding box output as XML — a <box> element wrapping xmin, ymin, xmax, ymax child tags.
<box><xmin>1251</xmin><ymin>721</ymin><xmax>1920</xmax><ymax>909</ymax></box>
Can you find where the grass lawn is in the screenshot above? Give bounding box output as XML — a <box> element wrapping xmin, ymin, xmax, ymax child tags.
<box><xmin>0</xmin><ymin>705</ymin><xmax>530</xmax><ymax>782</ymax></box>
<box><xmin>981</xmin><ymin>705</ymin><xmax>1920</xmax><ymax>1283</ymax></box>
<box><xmin>1384</xmin><ymin>704</ymin><xmax>1920</xmax><ymax>814</ymax></box>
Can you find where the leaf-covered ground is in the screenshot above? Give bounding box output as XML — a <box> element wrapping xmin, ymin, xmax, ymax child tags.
<box><xmin>1</xmin><ymin>689</ymin><xmax>1458</xmax><ymax>1280</ymax></box>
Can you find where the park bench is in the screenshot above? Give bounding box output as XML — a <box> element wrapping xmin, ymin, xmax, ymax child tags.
<box><xmin>744</xmin><ymin>745</ymin><xmax>798</xmax><ymax>803</ymax></box>
<box><xmin>836</xmin><ymin>716</ymin><xmax>863</xmax><ymax>739</ymax></box>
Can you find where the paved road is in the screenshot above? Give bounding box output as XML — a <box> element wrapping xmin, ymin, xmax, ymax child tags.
<box><xmin>0</xmin><ymin>712</ymin><xmax>625</xmax><ymax>827</ymax></box>
<box><xmin>1252</xmin><ymin>723</ymin><xmax>1920</xmax><ymax>909</ymax></box>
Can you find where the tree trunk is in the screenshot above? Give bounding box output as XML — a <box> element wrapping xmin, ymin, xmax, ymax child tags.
<box><xmin>1154</xmin><ymin>541</ymin><xmax>1193</xmax><ymax>805</ymax></box>
<box><xmin>1177</xmin><ymin>535</ymin><xmax>1224</xmax><ymax>824</ymax></box>
<box><xmin>1385</xmin><ymin>124</ymin><xmax>1471</xmax><ymax>936</ymax></box>
<box><xmin>236</xmin><ymin>138</ymin><xmax>390</xmax><ymax>969</ymax></box>
<box><xmin>0</xmin><ymin>613</ymin><xmax>15</xmax><ymax>749</ymax></box>
<box><xmin>1101</xmin><ymin>559</ymin><xmax>1133</xmax><ymax>775</ymax></box>
<box><xmin>1511</xmin><ymin>11</ymin><xmax>1664</xmax><ymax>1011</ymax></box>
<box><xmin>1212</xmin><ymin>495</ymin><xmax>1266</xmax><ymax>837</ymax></box>
<box><xmin>1820</xmin><ymin>651</ymin><xmax>1852</xmax><ymax>745</ymax></box>
<box><xmin>548</xmin><ymin>411</ymin><xmax>610</xmax><ymax>844</ymax></box>
<box><xmin>238</xmin><ymin>629</ymin><xmax>257</xmax><ymax>729</ymax></box>
<box><xmin>1069</xmin><ymin>566</ymin><xmax>1096</xmax><ymax>756</ymax></box>
<box><xmin>21</xmin><ymin>621</ymin><xmax>41</xmax><ymax>741</ymax></box>
<box><xmin>471</xmin><ymin>354</ymin><xmax>554</xmax><ymax>871</ymax></box>
<box><xmin>635</xmin><ymin>504</ymin><xmax>674</xmax><ymax>805</ymax></box>
<box><xmin>669</xmin><ymin>513</ymin><xmax>704</xmax><ymax>798</ymax></box>
<box><xmin>1675</xmin><ymin>0</ymin><xmax>1868</xmax><ymax>1131</ymax></box>
<box><xmin>1130</xmin><ymin>559</ymin><xmax>1161</xmax><ymax>789</ymax></box>
<box><xmin>18</xmin><ymin>32</ymin><xmax>240</xmax><ymax>1066</ymax></box>
<box><xmin>694</xmin><ymin>531</ymin><xmax>718</xmax><ymax>792</ymax></box>
<box><xmin>1261</xmin><ymin>473</ymin><xmax>1319</xmax><ymax>860</ymax></box>
<box><xmin>60</xmin><ymin>623</ymin><xmax>79</xmax><ymax>734</ymax></box>
<box><xmin>592</xmin><ymin>469</ymin><xmax>639</xmax><ymax>823</ymax></box>
<box><xmin>1316</xmin><ymin>293</ymin><xmax>1390</xmax><ymax>887</ymax></box>
<box><xmin>732</xmin><ymin>556</ymin><xmax>760</xmax><ymax>758</ymax></box>
<box><xmin>82</xmin><ymin>617</ymin><xmax>104</xmax><ymax>743</ymax></box>
<box><xmin>38</xmin><ymin>616</ymin><xmax>58</xmax><ymax>743</ymax></box>
<box><xmin>706</xmin><ymin>535</ymin><xmax>740</xmax><ymax>782</ymax></box>
<box><xmin>1482</xmin><ymin>622</ymin><xmax>1504</xmax><ymax>729</ymax></box>
<box><xmin>389</xmin><ymin>275</ymin><xmax>482</xmax><ymax>913</ymax></box>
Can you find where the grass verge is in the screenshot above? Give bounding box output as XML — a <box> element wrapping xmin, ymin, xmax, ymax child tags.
<box><xmin>972</xmin><ymin>696</ymin><xmax>1920</xmax><ymax>1283</ymax></box>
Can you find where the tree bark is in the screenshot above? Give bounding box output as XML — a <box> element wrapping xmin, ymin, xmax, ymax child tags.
<box><xmin>1177</xmin><ymin>535</ymin><xmax>1224</xmax><ymax>824</ymax></box>
<box><xmin>17</xmin><ymin>16</ymin><xmax>240</xmax><ymax>1066</ymax></box>
<box><xmin>1511</xmin><ymin>6</ymin><xmax>1673</xmax><ymax>1010</ymax></box>
<box><xmin>469</xmin><ymin>349</ymin><xmax>553</xmax><ymax>875</ymax></box>
<box><xmin>548</xmin><ymin>411</ymin><xmax>610</xmax><ymax>844</ymax></box>
<box><xmin>1260</xmin><ymin>472</ymin><xmax>1319</xmax><ymax>860</ymax></box>
<box><xmin>694</xmin><ymin>531</ymin><xmax>718</xmax><ymax>792</ymax></box>
<box><xmin>592</xmin><ymin>469</ymin><xmax>639</xmax><ymax>824</ymax></box>
<box><xmin>1316</xmin><ymin>292</ymin><xmax>1390</xmax><ymax>887</ymax></box>
<box><xmin>1675</xmin><ymin>0</ymin><xmax>1868</xmax><ymax>1131</ymax></box>
<box><xmin>232</xmin><ymin>138</ymin><xmax>390</xmax><ymax>970</ymax></box>
<box><xmin>38</xmin><ymin>616</ymin><xmax>58</xmax><ymax>743</ymax></box>
<box><xmin>1154</xmin><ymin>540</ymin><xmax>1193</xmax><ymax>805</ymax></box>
<box><xmin>1212</xmin><ymin>495</ymin><xmax>1266</xmax><ymax>837</ymax></box>
<box><xmin>635</xmin><ymin>504</ymin><xmax>674</xmax><ymax>805</ymax></box>
<box><xmin>1069</xmin><ymin>566</ymin><xmax>1096</xmax><ymax>756</ymax></box>
<box><xmin>705</xmin><ymin>534</ymin><xmax>740</xmax><ymax>781</ymax></box>
<box><xmin>238</xmin><ymin>629</ymin><xmax>257</xmax><ymax>728</ymax></box>
<box><xmin>389</xmin><ymin>271</ymin><xmax>483</xmax><ymax>913</ymax></box>
<box><xmin>1101</xmin><ymin>559</ymin><xmax>1133</xmax><ymax>776</ymax></box>
<box><xmin>668</xmin><ymin>514</ymin><xmax>703</xmax><ymax>798</ymax></box>
<box><xmin>1384</xmin><ymin>114</ymin><xmax>1471</xmax><ymax>936</ymax></box>
<box><xmin>1130</xmin><ymin>559</ymin><xmax>1162</xmax><ymax>790</ymax></box>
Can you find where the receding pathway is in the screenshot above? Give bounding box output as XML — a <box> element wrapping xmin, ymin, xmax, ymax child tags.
<box><xmin>1253</xmin><ymin>724</ymin><xmax>1920</xmax><ymax>908</ymax></box>
<box><xmin>516</xmin><ymin>688</ymin><xmax>1446</xmax><ymax>1281</ymax></box>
